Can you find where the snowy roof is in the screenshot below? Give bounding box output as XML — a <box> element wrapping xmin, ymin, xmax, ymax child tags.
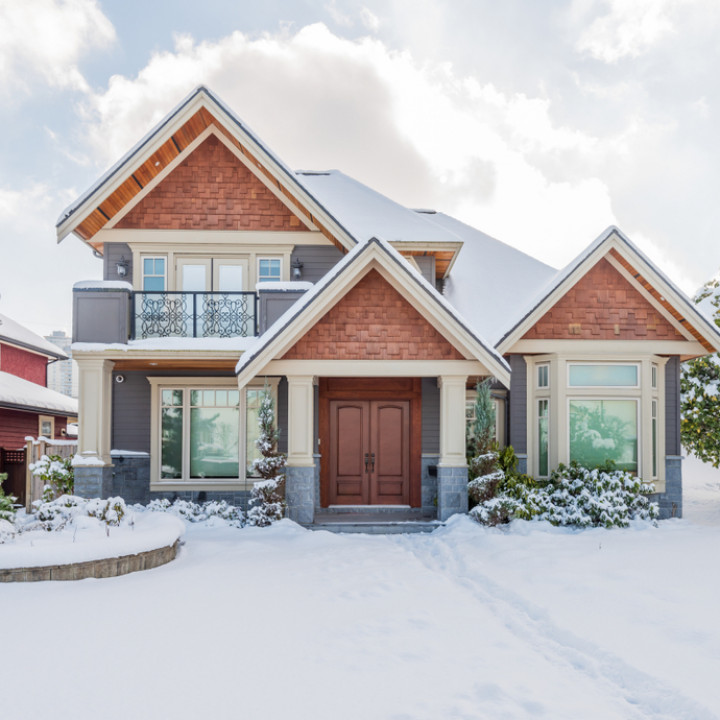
<box><xmin>0</xmin><ymin>371</ymin><xmax>78</xmax><ymax>416</ymax></box>
<box><xmin>236</xmin><ymin>236</ymin><xmax>511</xmax><ymax>385</ymax></box>
<box><xmin>296</xmin><ymin>170</ymin><xmax>463</xmax><ymax>245</ymax></box>
<box><xmin>0</xmin><ymin>314</ymin><xmax>68</xmax><ymax>359</ymax></box>
<box><xmin>434</xmin><ymin>215</ymin><xmax>557</xmax><ymax>346</ymax></box>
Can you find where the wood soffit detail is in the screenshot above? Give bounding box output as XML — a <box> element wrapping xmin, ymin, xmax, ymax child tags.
<box><xmin>76</xmin><ymin>107</ymin><xmax>348</xmax><ymax>254</ymax></box>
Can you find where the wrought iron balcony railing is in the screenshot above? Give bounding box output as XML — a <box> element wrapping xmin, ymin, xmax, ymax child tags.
<box><xmin>131</xmin><ymin>291</ymin><xmax>258</xmax><ymax>339</ymax></box>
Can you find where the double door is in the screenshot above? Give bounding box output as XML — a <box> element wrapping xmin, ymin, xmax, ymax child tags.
<box><xmin>329</xmin><ymin>400</ymin><xmax>410</xmax><ymax>505</ymax></box>
<box><xmin>177</xmin><ymin>257</ymin><xmax>248</xmax><ymax>293</ymax></box>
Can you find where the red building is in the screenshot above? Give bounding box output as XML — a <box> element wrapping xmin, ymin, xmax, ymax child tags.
<box><xmin>0</xmin><ymin>313</ymin><xmax>78</xmax><ymax>450</ymax></box>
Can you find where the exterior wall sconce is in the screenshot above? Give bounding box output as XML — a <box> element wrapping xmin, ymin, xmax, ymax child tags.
<box><xmin>291</xmin><ymin>258</ymin><xmax>304</xmax><ymax>281</ymax></box>
<box><xmin>116</xmin><ymin>256</ymin><xmax>129</xmax><ymax>278</ymax></box>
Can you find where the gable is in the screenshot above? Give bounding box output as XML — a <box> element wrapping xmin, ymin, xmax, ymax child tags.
<box><xmin>115</xmin><ymin>136</ymin><xmax>307</xmax><ymax>232</ymax></box>
<box><xmin>282</xmin><ymin>269</ymin><xmax>467</xmax><ymax>361</ymax></box>
<box><xmin>522</xmin><ymin>257</ymin><xmax>685</xmax><ymax>341</ymax></box>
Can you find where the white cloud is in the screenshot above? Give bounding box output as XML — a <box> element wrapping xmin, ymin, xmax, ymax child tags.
<box><xmin>0</xmin><ymin>0</ymin><xmax>115</xmax><ymax>93</ymax></box>
<box><xmin>77</xmin><ymin>23</ymin><xmax>618</xmax><ymax>269</ymax></box>
<box><xmin>575</xmin><ymin>0</ymin><xmax>694</xmax><ymax>63</ymax></box>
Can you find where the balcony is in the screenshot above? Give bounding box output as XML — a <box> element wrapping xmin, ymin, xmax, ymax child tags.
<box><xmin>131</xmin><ymin>292</ymin><xmax>258</xmax><ymax>340</ymax></box>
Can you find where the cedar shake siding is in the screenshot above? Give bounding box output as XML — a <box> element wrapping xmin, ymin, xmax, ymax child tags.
<box><xmin>116</xmin><ymin>136</ymin><xmax>307</xmax><ymax>232</ymax></box>
<box><xmin>282</xmin><ymin>270</ymin><xmax>467</xmax><ymax>361</ymax></box>
<box><xmin>0</xmin><ymin>344</ymin><xmax>47</xmax><ymax>385</ymax></box>
<box><xmin>522</xmin><ymin>258</ymin><xmax>684</xmax><ymax>341</ymax></box>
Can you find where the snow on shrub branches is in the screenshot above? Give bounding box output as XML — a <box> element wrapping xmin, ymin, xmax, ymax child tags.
<box><xmin>470</xmin><ymin>461</ymin><xmax>658</xmax><ymax>528</ymax></box>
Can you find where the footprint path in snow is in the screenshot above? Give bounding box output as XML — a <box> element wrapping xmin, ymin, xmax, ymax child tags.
<box><xmin>397</xmin><ymin>530</ymin><xmax>716</xmax><ymax>720</ymax></box>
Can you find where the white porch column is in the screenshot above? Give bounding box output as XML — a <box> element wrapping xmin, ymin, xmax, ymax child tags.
<box><xmin>285</xmin><ymin>375</ymin><xmax>316</xmax><ymax>524</ymax></box>
<box><xmin>438</xmin><ymin>375</ymin><xmax>468</xmax><ymax>467</ymax></box>
<box><xmin>73</xmin><ymin>356</ymin><xmax>115</xmax><ymax>498</ymax></box>
<box><xmin>437</xmin><ymin>375</ymin><xmax>469</xmax><ymax>520</ymax></box>
<box><xmin>75</xmin><ymin>356</ymin><xmax>114</xmax><ymax>465</ymax></box>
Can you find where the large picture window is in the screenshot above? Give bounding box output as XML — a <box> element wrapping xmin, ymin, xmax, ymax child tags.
<box><xmin>569</xmin><ymin>399</ymin><xmax>638</xmax><ymax>473</ymax></box>
<box><xmin>152</xmin><ymin>378</ymin><xmax>278</xmax><ymax>487</ymax></box>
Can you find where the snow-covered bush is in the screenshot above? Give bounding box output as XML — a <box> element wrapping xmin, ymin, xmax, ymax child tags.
<box><xmin>0</xmin><ymin>472</ymin><xmax>17</xmax><ymax>523</ymax></box>
<box><xmin>27</xmin><ymin>495</ymin><xmax>130</xmax><ymax>531</ymax></box>
<box><xmin>248</xmin><ymin>388</ymin><xmax>286</xmax><ymax>527</ymax></box>
<box><xmin>470</xmin><ymin>460</ymin><xmax>659</xmax><ymax>528</ymax></box>
<box><xmin>0</xmin><ymin>518</ymin><xmax>16</xmax><ymax>543</ymax></box>
<box><xmin>86</xmin><ymin>497</ymin><xmax>127</xmax><ymax>527</ymax></box>
<box><xmin>30</xmin><ymin>454</ymin><xmax>73</xmax><ymax>501</ymax></box>
<box><xmin>146</xmin><ymin>498</ymin><xmax>244</xmax><ymax>527</ymax></box>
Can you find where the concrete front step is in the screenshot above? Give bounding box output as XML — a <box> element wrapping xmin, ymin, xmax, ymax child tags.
<box><xmin>307</xmin><ymin>508</ymin><xmax>443</xmax><ymax>534</ymax></box>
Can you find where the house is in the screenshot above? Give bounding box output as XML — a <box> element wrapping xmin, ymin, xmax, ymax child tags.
<box><xmin>0</xmin><ymin>313</ymin><xmax>79</xmax><ymax>500</ymax></box>
<box><xmin>57</xmin><ymin>86</ymin><xmax>720</xmax><ymax>522</ymax></box>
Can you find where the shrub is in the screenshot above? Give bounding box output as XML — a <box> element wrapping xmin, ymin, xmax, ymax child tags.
<box><xmin>30</xmin><ymin>454</ymin><xmax>74</xmax><ymax>501</ymax></box>
<box><xmin>248</xmin><ymin>387</ymin><xmax>286</xmax><ymax>527</ymax></box>
<box><xmin>146</xmin><ymin>498</ymin><xmax>245</xmax><ymax>527</ymax></box>
<box><xmin>470</xmin><ymin>459</ymin><xmax>658</xmax><ymax>528</ymax></box>
<box><xmin>0</xmin><ymin>472</ymin><xmax>17</xmax><ymax>523</ymax></box>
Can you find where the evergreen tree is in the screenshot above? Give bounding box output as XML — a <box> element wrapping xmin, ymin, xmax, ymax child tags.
<box><xmin>248</xmin><ymin>386</ymin><xmax>287</xmax><ymax>526</ymax></box>
<box><xmin>681</xmin><ymin>278</ymin><xmax>720</xmax><ymax>466</ymax></box>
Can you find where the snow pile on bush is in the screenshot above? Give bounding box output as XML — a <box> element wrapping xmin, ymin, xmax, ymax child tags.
<box><xmin>146</xmin><ymin>498</ymin><xmax>245</xmax><ymax>527</ymax></box>
<box><xmin>470</xmin><ymin>461</ymin><xmax>659</xmax><ymax>528</ymax></box>
<box><xmin>23</xmin><ymin>495</ymin><xmax>131</xmax><ymax>532</ymax></box>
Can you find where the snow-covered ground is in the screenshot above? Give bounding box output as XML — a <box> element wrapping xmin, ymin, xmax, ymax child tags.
<box><xmin>3</xmin><ymin>459</ymin><xmax>720</xmax><ymax>720</ymax></box>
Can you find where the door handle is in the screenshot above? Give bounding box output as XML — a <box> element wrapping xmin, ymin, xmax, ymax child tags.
<box><xmin>370</xmin><ymin>453</ymin><xmax>375</xmax><ymax>472</ymax></box>
<box><xmin>364</xmin><ymin>453</ymin><xmax>369</xmax><ymax>472</ymax></box>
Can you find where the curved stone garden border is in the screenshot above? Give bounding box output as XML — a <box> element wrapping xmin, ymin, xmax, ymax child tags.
<box><xmin>0</xmin><ymin>539</ymin><xmax>180</xmax><ymax>582</ymax></box>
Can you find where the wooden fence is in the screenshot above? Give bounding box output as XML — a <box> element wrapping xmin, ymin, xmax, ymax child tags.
<box><xmin>24</xmin><ymin>438</ymin><xmax>78</xmax><ymax>510</ymax></box>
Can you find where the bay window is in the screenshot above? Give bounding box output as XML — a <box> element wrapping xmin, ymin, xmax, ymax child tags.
<box><xmin>527</xmin><ymin>356</ymin><xmax>666</xmax><ymax>487</ymax></box>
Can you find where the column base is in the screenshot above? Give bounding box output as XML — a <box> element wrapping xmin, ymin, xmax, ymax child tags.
<box><xmin>74</xmin><ymin>465</ymin><xmax>114</xmax><ymax>499</ymax></box>
<box><xmin>652</xmin><ymin>456</ymin><xmax>682</xmax><ymax>519</ymax></box>
<box><xmin>286</xmin><ymin>465</ymin><xmax>315</xmax><ymax>524</ymax></box>
<box><xmin>437</xmin><ymin>465</ymin><xmax>468</xmax><ymax>521</ymax></box>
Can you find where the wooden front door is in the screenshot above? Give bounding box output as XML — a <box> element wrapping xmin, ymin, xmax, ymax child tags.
<box><xmin>329</xmin><ymin>399</ymin><xmax>410</xmax><ymax>505</ymax></box>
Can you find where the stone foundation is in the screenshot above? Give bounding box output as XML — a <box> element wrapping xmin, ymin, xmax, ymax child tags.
<box><xmin>652</xmin><ymin>456</ymin><xmax>682</xmax><ymax>519</ymax></box>
<box><xmin>286</xmin><ymin>465</ymin><xmax>315</xmax><ymax>524</ymax></box>
<box><xmin>437</xmin><ymin>465</ymin><xmax>468</xmax><ymax>521</ymax></box>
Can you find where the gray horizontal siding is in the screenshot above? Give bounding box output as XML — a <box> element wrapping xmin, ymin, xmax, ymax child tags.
<box><xmin>291</xmin><ymin>245</ymin><xmax>344</xmax><ymax>284</ymax></box>
<box><xmin>422</xmin><ymin>378</ymin><xmax>440</xmax><ymax>454</ymax></box>
<box><xmin>104</xmin><ymin>242</ymin><xmax>133</xmax><ymax>282</ymax></box>
<box><xmin>414</xmin><ymin>256</ymin><xmax>435</xmax><ymax>285</ymax></box>
<box><xmin>665</xmin><ymin>356</ymin><xmax>681</xmax><ymax>456</ymax></box>
<box><xmin>508</xmin><ymin>355</ymin><xmax>527</xmax><ymax>454</ymax></box>
<box><xmin>111</xmin><ymin>370</ymin><xmax>235</xmax><ymax>453</ymax></box>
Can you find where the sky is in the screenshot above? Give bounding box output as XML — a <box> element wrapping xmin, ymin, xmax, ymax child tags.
<box><xmin>2</xmin><ymin>0</ymin><xmax>720</xmax><ymax>337</ymax></box>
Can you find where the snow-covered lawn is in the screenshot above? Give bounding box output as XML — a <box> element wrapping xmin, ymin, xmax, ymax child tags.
<box><xmin>3</xmin><ymin>458</ymin><xmax>720</xmax><ymax>720</ymax></box>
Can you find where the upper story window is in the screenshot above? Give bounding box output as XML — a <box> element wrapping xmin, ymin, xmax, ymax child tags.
<box><xmin>258</xmin><ymin>258</ymin><xmax>282</xmax><ymax>283</ymax></box>
<box><xmin>143</xmin><ymin>257</ymin><xmax>166</xmax><ymax>291</ymax></box>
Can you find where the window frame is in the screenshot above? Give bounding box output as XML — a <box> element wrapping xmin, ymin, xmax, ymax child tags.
<box><xmin>38</xmin><ymin>415</ymin><xmax>55</xmax><ymax>439</ymax></box>
<box><xmin>465</xmin><ymin>387</ymin><xmax>506</xmax><ymax>448</ymax></box>
<box><xmin>141</xmin><ymin>255</ymin><xmax>167</xmax><ymax>292</ymax></box>
<box><xmin>149</xmin><ymin>377</ymin><xmax>280</xmax><ymax>490</ymax></box>
<box><xmin>257</xmin><ymin>256</ymin><xmax>283</xmax><ymax>284</ymax></box>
